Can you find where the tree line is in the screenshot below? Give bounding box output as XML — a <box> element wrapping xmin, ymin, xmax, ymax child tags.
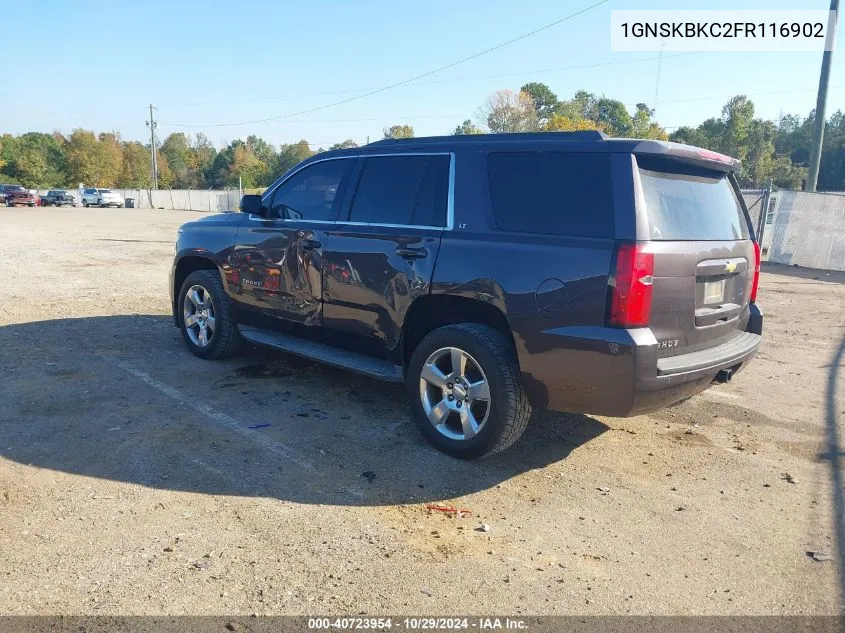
<box><xmin>0</xmin><ymin>82</ymin><xmax>841</xmax><ymax>191</ymax></box>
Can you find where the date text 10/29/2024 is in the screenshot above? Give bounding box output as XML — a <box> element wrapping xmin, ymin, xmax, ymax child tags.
<box><xmin>308</xmin><ymin>618</ymin><xmax>528</xmax><ymax>630</ymax></box>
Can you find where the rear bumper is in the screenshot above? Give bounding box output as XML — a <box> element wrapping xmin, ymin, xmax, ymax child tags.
<box><xmin>516</xmin><ymin>303</ymin><xmax>763</xmax><ymax>417</ymax></box>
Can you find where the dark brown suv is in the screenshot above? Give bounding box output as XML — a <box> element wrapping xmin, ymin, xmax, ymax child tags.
<box><xmin>170</xmin><ymin>132</ymin><xmax>762</xmax><ymax>458</ymax></box>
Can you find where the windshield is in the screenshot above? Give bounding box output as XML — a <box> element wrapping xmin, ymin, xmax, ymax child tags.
<box><xmin>6</xmin><ymin>185</ymin><xmax>25</xmax><ymax>192</ymax></box>
<box><xmin>639</xmin><ymin>167</ymin><xmax>749</xmax><ymax>241</ymax></box>
<box><xmin>98</xmin><ymin>189</ymin><xmax>112</xmax><ymax>193</ymax></box>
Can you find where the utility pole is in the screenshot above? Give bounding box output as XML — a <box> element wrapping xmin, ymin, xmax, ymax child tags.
<box><xmin>807</xmin><ymin>1</ymin><xmax>840</xmax><ymax>192</ymax></box>
<box><xmin>145</xmin><ymin>104</ymin><xmax>159</xmax><ymax>190</ymax></box>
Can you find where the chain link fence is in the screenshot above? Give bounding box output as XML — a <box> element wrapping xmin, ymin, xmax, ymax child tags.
<box><xmin>741</xmin><ymin>189</ymin><xmax>769</xmax><ymax>238</ymax></box>
<box><xmin>767</xmin><ymin>189</ymin><xmax>845</xmax><ymax>272</ymax></box>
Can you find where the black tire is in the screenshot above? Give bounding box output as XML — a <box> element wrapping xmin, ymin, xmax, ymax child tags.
<box><xmin>177</xmin><ymin>269</ymin><xmax>243</xmax><ymax>360</ymax></box>
<box><xmin>82</xmin><ymin>200</ymin><xmax>88</xmax><ymax>207</ymax></box>
<box><xmin>406</xmin><ymin>323</ymin><xmax>532</xmax><ymax>459</ymax></box>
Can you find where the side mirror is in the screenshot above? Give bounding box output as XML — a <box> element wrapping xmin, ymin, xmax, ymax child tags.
<box><xmin>240</xmin><ymin>194</ymin><xmax>263</xmax><ymax>215</ymax></box>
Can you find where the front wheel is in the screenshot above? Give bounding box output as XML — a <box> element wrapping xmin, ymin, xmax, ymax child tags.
<box><xmin>407</xmin><ymin>323</ymin><xmax>531</xmax><ymax>459</ymax></box>
<box><xmin>178</xmin><ymin>269</ymin><xmax>243</xmax><ymax>360</ymax></box>
<box><xmin>82</xmin><ymin>200</ymin><xmax>88</xmax><ymax>207</ymax></box>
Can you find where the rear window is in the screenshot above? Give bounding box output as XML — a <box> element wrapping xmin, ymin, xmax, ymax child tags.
<box><xmin>638</xmin><ymin>165</ymin><xmax>749</xmax><ymax>241</ymax></box>
<box><xmin>487</xmin><ymin>151</ymin><xmax>614</xmax><ymax>238</ymax></box>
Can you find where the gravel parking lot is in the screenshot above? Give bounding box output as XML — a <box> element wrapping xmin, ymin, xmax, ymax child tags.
<box><xmin>0</xmin><ymin>207</ymin><xmax>842</xmax><ymax>615</ymax></box>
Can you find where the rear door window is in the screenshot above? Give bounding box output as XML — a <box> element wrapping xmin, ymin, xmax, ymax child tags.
<box><xmin>487</xmin><ymin>151</ymin><xmax>614</xmax><ymax>238</ymax></box>
<box><xmin>638</xmin><ymin>163</ymin><xmax>749</xmax><ymax>241</ymax></box>
<box><xmin>347</xmin><ymin>155</ymin><xmax>449</xmax><ymax>227</ymax></box>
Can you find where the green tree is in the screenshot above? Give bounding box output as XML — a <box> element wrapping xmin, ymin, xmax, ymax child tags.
<box><xmin>276</xmin><ymin>140</ymin><xmax>315</xmax><ymax>178</ymax></box>
<box><xmin>245</xmin><ymin>135</ymin><xmax>276</xmax><ymax>185</ymax></box>
<box><xmin>481</xmin><ymin>89</ymin><xmax>538</xmax><ymax>133</ymax></box>
<box><xmin>557</xmin><ymin>90</ymin><xmax>600</xmax><ymax>121</ymax></box>
<box><xmin>520</xmin><ymin>82</ymin><xmax>559</xmax><ymax>124</ymax></box>
<box><xmin>775</xmin><ymin>113</ymin><xmax>812</xmax><ymax>166</ymax></box>
<box><xmin>545</xmin><ymin>114</ymin><xmax>604</xmax><ymax>132</ymax></box>
<box><xmin>770</xmin><ymin>155</ymin><xmax>806</xmax><ymax>189</ymax></box>
<box><xmin>631</xmin><ymin>104</ymin><xmax>668</xmax><ymax>140</ymax></box>
<box><xmin>192</xmin><ymin>133</ymin><xmax>217</xmax><ymax>187</ymax></box>
<box><xmin>65</xmin><ymin>129</ymin><xmax>101</xmax><ymax>185</ymax></box>
<box><xmin>668</xmin><ymin>95</ymin><xmax>806</xmax><ymax>187</ymax></box>
<box><xmin>668</xmin><ymin>125</ymin><xmax>710</xmax><ymax>148</ymax></box>
<box><xmin>97</xmin><ymin>132</ymin><xmax>123</xmax><ymax>187</ymax></box>
<box><xmin>160</xmin><ymin>133</ymin><xmax>193</xmax><ymax>188</ymax></box>
<box><xmin>383</xmin><ymin>124</ymin><xmax>415</xmax><ymax>139</ymax></box>
<box><xmin>595</xmin><ymin>98</ymin><xmax>633</xmax><ymax>136</ymax></box>
<box><xmin>329</xmin><ymin>139</ymin><xmax>359</xmax><ymax>150</ymax></box>
<box><xmin>0</xmin><ymin>132</ymin><xmax>68</xmax><ymax>187</ymax></box>
<box><xmin>452</xmin><ymin>119</ymin><xmax>484</xmax><ymax>135</ymax></box>
<box><xmin>156</xmin><ymin>149</ymin><xmax>175</xmax><ymax>188</ymax></box>
<box><xmin>230</xmin><ymin>144</ymin><xmax>265</xmax><ymax>189</ymax></box>
<box><xmin>119</xmin><ymin>141</ymin><xmax>151</xmax><ymax>188</ymax></box>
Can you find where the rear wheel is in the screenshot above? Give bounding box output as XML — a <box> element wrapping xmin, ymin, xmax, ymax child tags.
<box><xmin>407</xmin><ymin>323</ymin><xmax>531</xmax><ymax>459</ymax></box>
<box><xmin>178</xmin><ymin>269</ymin><xmax>243</xmax><ymax>360</ymax></box>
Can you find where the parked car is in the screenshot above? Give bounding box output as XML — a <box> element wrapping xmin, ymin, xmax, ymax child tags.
<box><xmin>0</xmin><ymin>184</ymin><xmax>14</xmax><ymax>204</ymax></box>
<box><xmin>3</xmin><ymin>185</ymin><xmax>36</xmax><ymax>207</ymax></box>
<box><xmin>170</xmin><ymin>132</ymin><xmax>763</xmax><ymax>458</ymax></box>
<box><xmin>41</xmin><ymin>189</ymin><xmax>77</xmax><ymax>207</ymax></box>
<box><xmin>81</xmin><ymin>188</ymin><xmax>124</xmax><ymax>208</ymax></box>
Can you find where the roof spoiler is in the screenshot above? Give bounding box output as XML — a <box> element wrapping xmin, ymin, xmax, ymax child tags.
<box><xmin>624</xmin><ymin>139</ymin><xmax>741</xmax><ymax>173</ymax></box>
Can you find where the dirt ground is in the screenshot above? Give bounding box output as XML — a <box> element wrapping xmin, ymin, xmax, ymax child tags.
<box><xmin>0</xmin><ymin>207</ymin><xmax>842</xmax><ymax>615</ymax></box>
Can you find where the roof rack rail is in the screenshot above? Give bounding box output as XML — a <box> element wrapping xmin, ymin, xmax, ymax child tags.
<box><xmin>367</xmin><ymin>130</ymin><xmax>608</xmax><ymax>146</ymax></box>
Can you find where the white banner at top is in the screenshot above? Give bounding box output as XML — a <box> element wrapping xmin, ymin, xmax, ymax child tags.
<box><xmin>610</xmin><ymin>10</ymin><xmax>837</xmax><ymax>52</ymax></box>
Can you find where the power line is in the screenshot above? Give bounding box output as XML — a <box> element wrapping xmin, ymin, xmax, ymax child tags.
<box><xmin>159</xmin><ymin>113</ymin><xmax>466</xmax><ymax>127</ymax></box>
<box><xmin>157</xmin><ymin>52</ymin><xmax>701</xmax><ymax>114</ymax></box>
<box><xmin>155</xmin><ymin>0</ymin><xmax>609</xmax><ymax>129</ymax></box>
<box><xmin>157</xmin><ymin>83</ymin><xmax>845</xmax><ymax>135</ymax></box>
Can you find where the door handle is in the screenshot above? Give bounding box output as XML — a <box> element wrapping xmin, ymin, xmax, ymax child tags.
<box><xmin>300</xmin><ymin>239</ymin><xmax>322</xmax><ymax>251</ymax></box>
<box><xmin>396</xmin><ymin>247</ymin><xmax>428</xmax><ymax>259</ymax></box>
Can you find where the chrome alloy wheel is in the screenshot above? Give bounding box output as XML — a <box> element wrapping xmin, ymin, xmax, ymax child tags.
<box><xmin>183</xmin><ymin>284</ymin><xmax>216</xmax><ymax>348</ymax></box>
<box><xmin>418</xmin><ymin>346</ymin><xmax>491</xmax><ymax>441</ymax></box>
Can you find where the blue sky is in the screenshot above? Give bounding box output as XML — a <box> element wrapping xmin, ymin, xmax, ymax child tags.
<box><xmin>4</xmin><ymin>0</ymin><xmax>842</xmax><ymax>148</ymax></box>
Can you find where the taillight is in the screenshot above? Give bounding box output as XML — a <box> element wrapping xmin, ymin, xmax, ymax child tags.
<box><xmin>750</xmin><ymin>241</ymin><xmax>761</xmax><ymax>303</ymax></box>
<box><xmin>609</xmin><ymin>243</ymin><xmax>654</xmax><ymax>328</ymax></box>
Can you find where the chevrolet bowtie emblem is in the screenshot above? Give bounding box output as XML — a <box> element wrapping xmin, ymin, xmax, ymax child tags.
<box><xmin>725</xmin><ymin>262</ymin><xmax>737</xmax><ymax>273</ymax></box>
